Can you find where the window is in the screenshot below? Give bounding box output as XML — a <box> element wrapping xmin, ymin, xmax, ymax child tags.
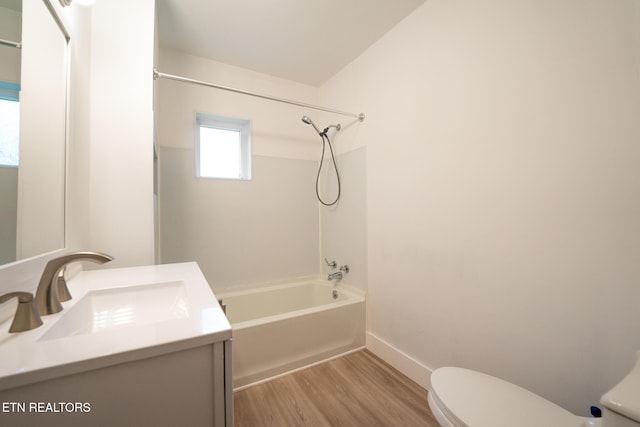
<box><xmin>196</xmin><ymin>113</ymin><xmax>251</xmax><ymax>180</ymax></box>
<box><xmin>0</xmin><ymin>82</ymin><xmax>20</xmax><ymax>167</ymax></box>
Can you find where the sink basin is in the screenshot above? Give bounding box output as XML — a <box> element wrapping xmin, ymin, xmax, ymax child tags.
<box><xmin>39</xmin><ymin>281</ymin><xmax>190</xmax><ymax>341</ymax></box>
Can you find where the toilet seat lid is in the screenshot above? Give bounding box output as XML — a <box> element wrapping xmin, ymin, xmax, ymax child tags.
<box><xmin>430</xmin><ymin>367</ymin><xmax>584</xmax><ymax>427</ymax></box>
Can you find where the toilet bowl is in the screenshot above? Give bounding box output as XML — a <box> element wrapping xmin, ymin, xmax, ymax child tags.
<box><xmin>428</xmin><ymin>352</ymin><xmax>640</xmax><ymax>427</ymax></box>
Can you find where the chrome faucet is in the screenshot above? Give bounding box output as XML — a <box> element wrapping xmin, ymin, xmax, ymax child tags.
<box><xmin>328</xmin><ymin>265</ymin><xmax>350</xmax><ymax>282</ymax></box>
<box><xmin>0</xmin><ymin>292</ymin><xmax>43</xmax><ymax>333</ymax></box>
<box><xmin>35</xmin><ymin>251</ymin><xmax>114</xmax><ymax>316</ymax></box>
<box><xmin>328</xmin><ymin>271</ymin><xmax>343</xmax><ymax>281</ymax></box>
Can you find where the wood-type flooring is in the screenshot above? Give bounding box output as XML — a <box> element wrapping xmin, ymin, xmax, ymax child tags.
<box><xmin>234</xmin><ymin>349</ymin><xmax>439</xmax><ymax>427</ymax></box>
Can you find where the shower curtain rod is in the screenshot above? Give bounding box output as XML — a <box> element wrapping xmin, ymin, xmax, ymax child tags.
<box><xmin>153</xmin><ymin>68</ymin><xmax>365</xmax><ymax>122</ymax></box>
<box><xmin>0</xmin><ymin>39</ymin><xmax>21</xmax><ymax>49</ymax></box>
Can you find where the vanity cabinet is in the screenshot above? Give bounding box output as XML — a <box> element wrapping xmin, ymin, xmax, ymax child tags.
<box><xmin>0</xmin><ymin>341</ymin><xmax>233</xmax><ymax>427</ymax></box>
<box><xmin>0</xmin><ymin>263</ymin><xmax>234</xmax><ymax>427</ymax></box>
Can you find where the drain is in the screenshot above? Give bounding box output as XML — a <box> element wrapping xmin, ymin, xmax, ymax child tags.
<box><xmin>332</xmin><ymin>289</ymin><xmax>339</xmax><ymax>300</ymax></box>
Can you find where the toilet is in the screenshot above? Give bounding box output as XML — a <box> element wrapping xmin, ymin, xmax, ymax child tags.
<box><xmin>428</xmin><ymin>351</ymin><xmax>640</xmax><ymax>427</ymax></box>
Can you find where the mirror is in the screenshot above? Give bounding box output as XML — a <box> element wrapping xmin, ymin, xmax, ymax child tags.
<box><xmin>0</xmin><ymin>0</ymin><xmax>68</xmax><ymax>266</ymax></box>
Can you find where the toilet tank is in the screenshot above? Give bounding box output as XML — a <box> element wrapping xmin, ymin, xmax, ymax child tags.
<box><xmin>600</xmin><ymin>351</ymin><xmax>640</xmax><ymax>426</ymax></box>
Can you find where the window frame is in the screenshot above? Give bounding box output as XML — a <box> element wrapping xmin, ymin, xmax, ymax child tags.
<box><xmin>0</xmin><ymin>81</ymin><xmax>20</xmax><ymax>102</ymax></box>
<box><xmin>195</xmin><ymin>113</ymin><xmax>252</xmax><ymax>180</ymax></box>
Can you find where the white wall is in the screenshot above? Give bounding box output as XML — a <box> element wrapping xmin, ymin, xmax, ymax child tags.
<box><xmin>65</xmin><ymin>3</ymin><xmax>92</xmax><ymax>255</ymax></box>
<box><xmin>159</xmin><ymin>149</ymin><xmax>319</xmax><ymax>287</ymax></box>
<box><xmin>157</xmin><ymin>49</ymin><xmax>321</xmax><ymax>160</ymax></box>
<box><xmin>156</xmin><ymin>49</ymin><xmax>324</xmax><ymax>288</ymax></box>
<box><xmin>322</xmin><ymin>0</ymin><xmax>640</xmax><ymax>416</ymax></box>
<box><xmin>88</xmin><ymin>0</ymin><xmax>156</xmax><ymax>268</ymax></box>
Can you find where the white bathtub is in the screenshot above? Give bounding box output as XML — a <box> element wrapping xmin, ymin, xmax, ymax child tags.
<box><xmin>216</xmin><ymin>278</ymin><xmax>365</xmax><ymax>389</ymax></box>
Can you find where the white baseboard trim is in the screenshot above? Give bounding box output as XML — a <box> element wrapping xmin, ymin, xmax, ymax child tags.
<box><xmin>366</xmin><ymin>332</ymin><xmax>433</xmax><ymax>390</ymax></box>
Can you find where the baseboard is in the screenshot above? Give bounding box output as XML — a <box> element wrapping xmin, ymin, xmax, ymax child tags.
<box><xmin>366</xmin><ymin>332</ymin><xmax>433</xmax><ymax>390</ymax></box>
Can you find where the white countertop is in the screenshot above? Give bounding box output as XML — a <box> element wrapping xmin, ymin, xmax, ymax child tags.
<box><xmin>0</xmin><ymin>262</ymin><xmax>231</xmax><ymax>391</ymax></box>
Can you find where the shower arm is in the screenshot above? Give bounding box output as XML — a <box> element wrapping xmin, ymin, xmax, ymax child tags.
<box><xmin>302</xmin><ymin>116</ymin><xmax>341</xmax><ymax>136</ymax></box>
<box><xmin>322</xmin><ymin>124</ymin><xmax>341</xmax><ymax>135</ymax></box>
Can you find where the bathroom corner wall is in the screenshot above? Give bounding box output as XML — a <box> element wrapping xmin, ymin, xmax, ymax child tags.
<box><xmin>319</xmin><ymin>147</ymin><xmax>368</xmax><ymax>293</ymax></box>
<box><xmin>322</xmin><ymin>0</ymin><xmax>640</xmax><ymax>415</ymax></box>
<box><xmin>155</xmin><ymin>49</ymin><xmax>369</xmax><ymax>290</ymax></box>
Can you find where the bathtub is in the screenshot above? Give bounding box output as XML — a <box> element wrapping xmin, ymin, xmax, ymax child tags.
<box><xmin>216</xmin><ymin>278</ymin><xmax>365</xmax><ymax>389</ymax></box>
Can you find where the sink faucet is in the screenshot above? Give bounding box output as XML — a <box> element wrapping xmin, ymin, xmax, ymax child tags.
<box><xmin>0</xmin><ymin>292</ymin><xmax>43</xmax><ymax>333</ymax></box>
<box><xmin>328</xmin><ymin>265</ymin><xmax>350</xmax><ymax>282</ymax></box>
<box><xmin>35</xmin><ymin>251</ymin><xmax>114</xmax><ymax>316</ymax></box>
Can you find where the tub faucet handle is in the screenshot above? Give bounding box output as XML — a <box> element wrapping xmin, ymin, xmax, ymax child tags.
<box><xmin>328</xmin><ymin>271</ymin><xmax>343</xmax><ymax>281</ymax></box>
<box><xmin>340</xmin><ymin>265</ymin><xmax>350</xmax><ymax>274</ymax></box>
<box><xmin>324</xmin><ymin>258</ymin><xmax>337</xmax><ymax>269</ymax></box>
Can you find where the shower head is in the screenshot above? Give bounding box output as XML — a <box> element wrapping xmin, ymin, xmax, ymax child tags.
<box><xmin>302</xmin><ymin>116</ymin><xmax>322</xmax><ymax>135</ymax></box>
